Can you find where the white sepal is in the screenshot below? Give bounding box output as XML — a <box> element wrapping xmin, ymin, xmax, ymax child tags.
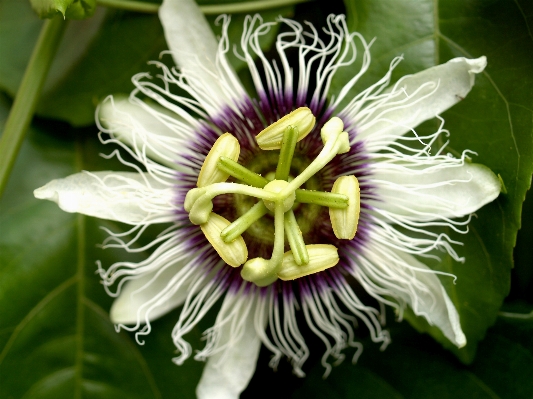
<box><xmin>196</xmin><ymin>290</ymin><xmax>265</xmax><ymax>399</ymax></box>
<box><xmin>98</xmin><ymin>95</ymin><xmax>185</xmax><ymax>169</ymax></box>
<box><xmin>356</xmin><ymin>57</ymin><xmax>487</xmax><ymax>145</ymax></box>
<box><xmin>110</xmin><ymin>262</ymin><xmax>194</xmax><ymax>325</ymax></box>
<box><xmin>33</xmin><ymin>171</ymin><xmax>175</xmax><ymax>224</ymax></box>
<box><xmin>392</xmin><ymin>249</ymin><xmax>466</xmax><ymax>348</ymax></box>
<box><xmin>373</xmin><ymin>162</ymin><xmax>501</xmax><ymax>220</ymax></box>
<box><xmin>159</xmin><ymin>0</ymin><xmax>219</xmax><ymax>82</ymax></box>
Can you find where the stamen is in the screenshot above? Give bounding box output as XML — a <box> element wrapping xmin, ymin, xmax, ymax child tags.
<box><xmin>221</xmin><ymin>202</ymin><xmax>268</xmax><ymax>243</ymax></box>
<box><xmin>278</xmin><ymin>245</ymin><xmax>339</xmax><ymax>280</ymax></box>
<box><xmin>197</xmin><ymin>133</ymin><xmax>240</xmax><ymax>187</ymax></box>
<box><xmin>217</xmin><ymin>156</ymin><xmax>268</xmax><ymax>188</ymax></box>
<box><xmin>284</xmin><ymin>210</ymin><xmax>309</xmax><ymax>265</ymax></box>
<box><xmin>256</xmin><ymin>107</ymin><xmax>316</xmax><ymax>150</ymax></box>
<box><xmin>183</xmin><ymin>111</ymin><xmax>361</xmax><ymax>286</ymax></box>
<box><xmin>275</xmin><ymin>125</ymin><xmax>299</xmax><ymax>180</ymax></box>
<box><xmin>295</xmin><ymin>189</ymin><xmax>348</xmax><ymax>209</ymax></box>
<box><xmin>201</xmin><ymin>213</ymin><xmax>248</xmax><ymax>267</ymax></box>
<box><xmin>329</xmin><ymin>175</ymin><xmax>361</xmax><ymax>239</ymax></box>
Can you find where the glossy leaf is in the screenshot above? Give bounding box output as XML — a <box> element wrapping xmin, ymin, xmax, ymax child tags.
<box><xmin>288</xmin><ymin>316</ymin><xmax>533</xmax><ymax>399</ymax></box>
<box><xmin>331</xmin><ymin>0</ymin><xmax>533</xmax><ymax>362</ymax></box>
<box><xmin>0</xmin><ymin>0</ymin><xmax>293</xmax><ymax>126</ymax></box>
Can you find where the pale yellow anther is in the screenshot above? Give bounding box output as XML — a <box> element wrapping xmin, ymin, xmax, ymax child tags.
<box><xmin>201</xmin><ymin>213</ymin><xmax>248</xmax><ymax>267</ymax></box>
<box><xmin>320</xmin><ymin>117</ymin><xmax>344</xmax><ymax>144</ymax></box>
<box><xmin>256</xmin><ymin>107</ymin><xmax>315</xmax><ymax>150</ymax></box>
<box><xmin>241</xmin><ymin>257</ymin><xmax>279</xmax><ymax>287</ymax></box>
<box><xmin>277</xmin><ymin>244</ymin><xmax>339</xmax><ymax>280</ymax></box>
<box><xmin>329</xmin><ymin>175</ymin><xmax>360</xmax><ymax>239</ymax></box>
<box><xmin>337</xmin><ymin>132</ymin><xmax>351</xmax><ymax>154</ymax></box>
<box><xmin>262</xmin><ymin>180</ymin><xmax>296</xmax><ymax>212</ymax></box>
<box><xmin>197</xmin><ymin>133</ymin><xmax>240</xmax><ymax>187</ymax></box>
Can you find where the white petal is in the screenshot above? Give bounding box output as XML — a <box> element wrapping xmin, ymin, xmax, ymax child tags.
<box><xmin>34</xmin><ymin>171</ymin><xmax>176</xmax><ymax>224</ymax></box>
<box><xmin>373</xmin><ymin>162</ymin><xmax>501</xmax><ymax>220</ymax></box>
<box><xmin>159</xmin><ymin>0</ymin><xmax>227</xmax><ymax>103</ymax></box>
<box><xmin>357</xmin><ymin>243</ymin><xmax>466</xmax><ymax>347</ymax></box>
<box><xmin>159</xmin><ymin>0</ymin><xmax>218</xmax><ymax>73</ymax></box>
<box><xmin>196</xmin><ymin>293</ymin><xmax>263</xmax><ymax>399</ymax></box>
<box><xmin>392</xmin><ymin>249</ymin><xmax>466</xmax><ymax>347</ymax></box>
<box><xmin>110</xmin><ymin>262</ymin><xmax>195</xmax><ymax>325</ymax></box>
<box><xmin>98</xmin><ymin>96</ymin><xmax>187</xmax><ymax>169</ymax></box>
<box><xmin>358</xmin><ymin>57</ymin><xmax>487</xmax><ymax>143</ymax></box>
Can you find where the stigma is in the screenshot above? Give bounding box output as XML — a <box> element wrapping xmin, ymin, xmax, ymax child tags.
<box><xmin>183</xmin><ymin>108</ymin><xmax>361</xmax><ymax>286</ymax></box>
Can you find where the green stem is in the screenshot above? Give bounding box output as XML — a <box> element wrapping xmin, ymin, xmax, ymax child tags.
<box><xmin>284</xmin><ymin>210</ymin><xmax>309</xmax><ymax>265</ymax></box>
<box><xmin>498</xmin><ymin>310</ymin><xmax>533</xmax><ymax>320</ymax></box>
<box><xmin>281</xmin><ymin>132</ymin><xmax>344</xmax><ymax>196</ymax></box>
<box><xmin>295</xmin><ymin>189</ymin><xmax>348</xmax><ymax>209</ymax></box>
<box><xmin>275</xmin><ymin>126</ymin><xmax>298</xmax><ymax>181</ymax></box>
<box><xmin>96</xmin><ymin>0</ymin><xmax>312</xmax><ymax>14</ymax></box>
<box><xmin>218</xmin><ymin>157</ymin><xmax>268</xmax><ymax>188</ymax></box>
<box><xmin>269</xmin><ymin>202</ymin><xmax>286</xmax><ymax>271</ymax></box>
<box><xmin>0</xmin><ymin>16</ymin><xmax>66</xmax><ymax>198</ymax></box>
<box><xmin>221</xmin><ymin>202</ymin><xmax>268</xmax><ymax>243</ymax></box>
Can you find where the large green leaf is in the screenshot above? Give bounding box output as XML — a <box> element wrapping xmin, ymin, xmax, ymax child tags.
<box><xmin>0</xmin><ymin>98</ymin><xmax>204</xmax><ymax>398</ymax></box>
<box><xmin>331</xmin><ymin>0</ymin><xmax>533</xmax><ymax>362</ymax></box>
<box><xmin>1</xmin><ymin>0</ymin><xmax>532</xmax><ymax>398</ymax></box>
<box><xmin>0</xmin><ymin>0</ymin><xmax>293</xmax><ymax>127</ymax></box>
<box><xmin>289</xmin><ymin>315</ymin><xmax>533</xmax><ymax>399</ymax></box>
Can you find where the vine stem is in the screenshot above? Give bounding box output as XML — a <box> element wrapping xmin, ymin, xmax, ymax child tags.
<box><xmin>0</xmin><ymin>16</ymin><xmax>66</xmax><ymax>197</ymax></box>
<box><xmin>96</xmin><ymin>0</ymin><xmax>311</xmax><ymax>14</ymax></box>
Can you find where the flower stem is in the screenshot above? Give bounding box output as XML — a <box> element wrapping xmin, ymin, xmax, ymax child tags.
<box><xmin>218</xmin><ymin>157</ymin><xmax>268</xmax><ymax>188</ymax></box>
<box><xmin>295</xmin><ymin>189</ymin><xmax>348</xmax><ymax>208</ymax></box>
<box><xmin>284</xmin><ymin>210</ymin><xmax>309</xmax><ymax>265</ymax></box>
<box><xmin>0</xmin><ymin>16</ymin><xmax>66</xmax><ymax>198</ymax></box>
<box><xmin>221</xmin><ymin>201</ymin><xmax>268</xmax><ymax>243</ymax></box>
<box><xmin>96</xmin><ymin>0</ymin><xmax>312</xmax><ymax>14</ymax></box>
<box><xmin>276</xmin><ymin>126</ymin><xmax>298</xmax><ymax>181</ymax></box>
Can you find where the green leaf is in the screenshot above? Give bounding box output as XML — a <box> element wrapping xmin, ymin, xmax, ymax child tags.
<box><xmin>333</xmin><ymin>0</ymin><xmax>533</xmax><ymax>362</ymax></box>
<box><xmin>30</xmin><ymin>0</ymin><xmax>96</xmax><ymax>19</ymax></box>
<box><xmin>64</xmin><ymin>0</ymin><xmax>97</xmax><ymax>19</ymax></box>
<box><xmin>288</xmin><ymin>317</ymin><xmax>533</xmax><ymax>399</ymax></box>
<box><xmin>30</xmin><ymin>0</ymin><xmax>74</xmax><ymax>18</ymax></box>
<box><xmin>0</xmin><ymin>97</ymin><xmax>203</xmax><ymax>398</ymax></box>
<box><xmin>0</xmin><ymin>0</ymin><xmax>293</xmax><ymax>127</ymax></box>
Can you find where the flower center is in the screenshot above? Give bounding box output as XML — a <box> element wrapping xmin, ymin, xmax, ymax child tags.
<box><xmin>184</xmin><ymin>107</ymin><xmax>361</xmax><ymax>287</ymax></box>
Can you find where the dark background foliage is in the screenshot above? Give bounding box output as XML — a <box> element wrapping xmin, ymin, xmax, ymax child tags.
<box><xmin>0</xmin><ymin>0</ymin><xmax>532</xmax><ymax>397</ymax></box>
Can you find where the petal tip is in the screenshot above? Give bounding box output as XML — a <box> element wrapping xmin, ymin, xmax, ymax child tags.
<box><xmin>467</xmin><ymin>55</ymin><xmax>487</xmax><ymax>74</ymax></box>
<box><xmin>33</xmin><ymin>184</ymin><xmax>55</xmax><ymax>201</ymax></box>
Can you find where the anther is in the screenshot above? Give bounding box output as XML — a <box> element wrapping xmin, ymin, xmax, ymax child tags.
<box><xmin>256</xmin><ymin>107</ymin><xmax>315</xmax><ymax>150</ymax></box>
<box><xmin>197</xmin><ymin>133</ymin><xmax>240</xmax><ymax>187</ymax></box>
<box><xmin>201</xmin><ymin>213</ymin><xmax>248</xmax><ymax>267</ymax></box>
<box><xmin>277</xmin><ymin>245</ymin><xmax>339</xmax><ymax>280</ymax></box>
<box><xmin>329</xmin><ymin>175</ymin><xmax>360</xmax><ymax>239</ymax></box>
